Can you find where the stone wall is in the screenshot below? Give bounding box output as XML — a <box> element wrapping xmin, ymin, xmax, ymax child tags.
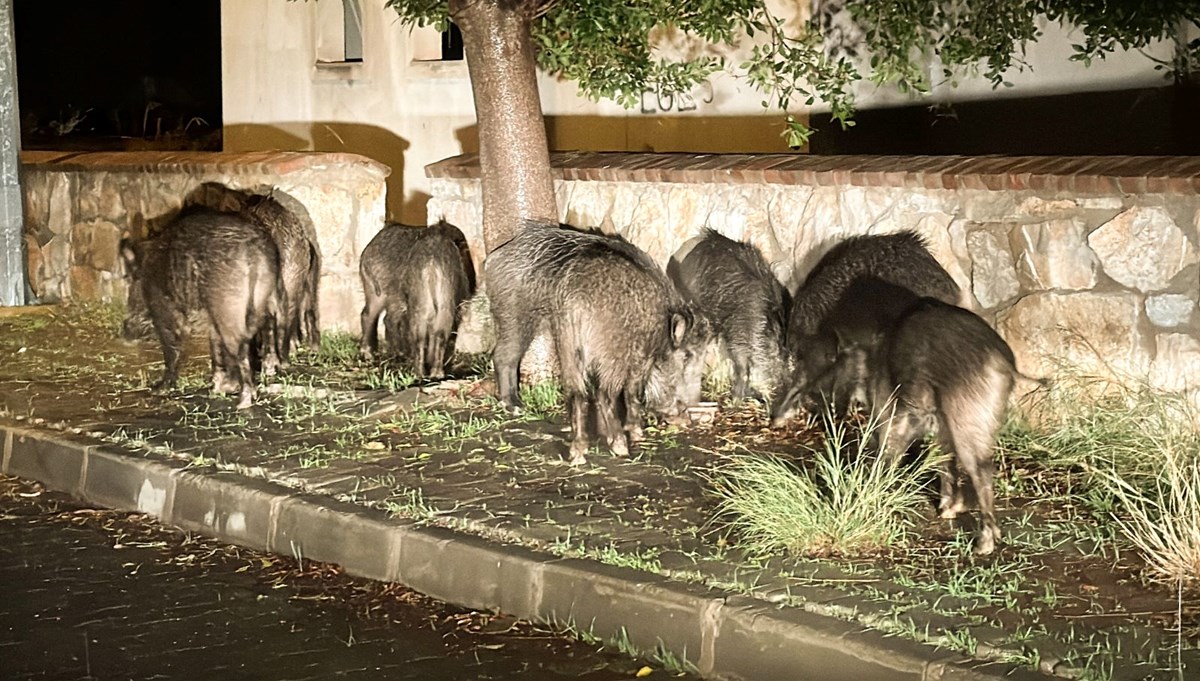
<box><xmin>428</xmin><ymin>152</ymin><xmax>1200</xmax><ymax>401</ymax></box>
<box><xmin>21</xmin><ymin>151</ymin><xmax>389</xmax><ymax>332</ymax></box>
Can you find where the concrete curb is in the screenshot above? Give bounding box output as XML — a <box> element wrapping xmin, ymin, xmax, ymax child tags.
<box><xmin>2</xmin><ymin>425</ymin><xmax>1046</xmax><ymax>681</ymax></box>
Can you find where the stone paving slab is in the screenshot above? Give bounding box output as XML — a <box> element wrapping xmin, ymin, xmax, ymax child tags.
<box><xmin>0</xmin><ymin>423</ymin><xmax>1047</xmax><ymax>681</ymax></box>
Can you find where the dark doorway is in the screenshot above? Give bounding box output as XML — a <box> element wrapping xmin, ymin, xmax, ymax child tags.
<box><xmin>14</xmin><ymin>0</ymin><xmax>222</xmax><ymax>151</ymax></box>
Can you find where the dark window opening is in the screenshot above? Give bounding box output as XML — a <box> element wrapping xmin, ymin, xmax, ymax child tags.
<box><xmin>441</xmin><ymin>23</ymin><xmax>463</xmax><ymax>61</ymax></box>
<box><xmin>13</xmin><ymin>0</ymin><xmax>222</xmax><ymax>151</ymax></box>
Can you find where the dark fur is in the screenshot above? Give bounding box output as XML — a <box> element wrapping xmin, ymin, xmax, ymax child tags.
<box><xmin>484</xmin><ymin>221</ymin><xmax>703</xmax><ymax>464</ymax></box>
<box><xmin>840</xmin><ymin>296</ymin><xmax>1015</xmax><ymax>555</ymax></box>
<box><xmin>124</xmin><ymin>184</ymin><xmax>322</xmax><ymax>362</ymax></box>
<box><xmin>772</xmin><ymin>231</ymin><xmax>960</xmax><ymax>424</ymax></box>
<box><xmin>779</xmin><ymin>277</ymin><xmax>921</xmax><ymax>418</ymax></box>
<box><xmin>240</xmin><ymin>192</ymin><xmax>321</xmax><ymax>354</ymax></box>
<box><xmin>121</xmin><ymin>208</ymin><xmax>282</xmax><ymax>409</ymax></box>
<box><xmin>359</xmin><ymin>221</ymin><xmax>471</xmax><ymax>379</ymax></box>
<box><xmin>669</xmin><ymin>229</ymin><xmax>790</xmax><ymax>404</ymax></box>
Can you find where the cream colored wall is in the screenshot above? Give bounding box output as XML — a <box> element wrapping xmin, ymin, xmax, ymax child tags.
<box><xmin>221</xmin><ymin>0</ymin><xmax>477</xmax><ymax>224</ymax></box>
<box><xmin>221</xmin><ymin>1</ymin><xmax>1178</xmax><ymax>223</ymax></box>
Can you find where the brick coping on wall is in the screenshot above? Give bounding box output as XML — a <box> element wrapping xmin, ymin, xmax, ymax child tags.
<box><xmin>426</xmin><ymin>151</ymin><xmax>1200</xmax><ymax>195</ymax></box>
<box><xmin>20</xmin><ymin>150</ymin><xmax>391</xmax><ymax>178</ymax></box>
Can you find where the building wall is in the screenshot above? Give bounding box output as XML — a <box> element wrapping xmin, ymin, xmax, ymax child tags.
<box><xmin>219</xmin><ymin>1</ymin><xmax>1176</xmax><ymax>223</ymax></box>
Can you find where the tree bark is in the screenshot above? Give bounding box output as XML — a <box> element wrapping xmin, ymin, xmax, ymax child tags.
<box><xmin>451</xmin><ymin>0</ymin><xmax>558</xmax><ymax>253</ymax></box>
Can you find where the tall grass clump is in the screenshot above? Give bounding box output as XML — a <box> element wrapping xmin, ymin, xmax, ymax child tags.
<box><xmin>1004</xmin><ymin>368</ymin><xmax>1200</xmax><ymax>583</ymax></box>
<box><xmin>703</xmin><ymin>407</ymin><xmax>943</xmax><ymax>556</ymax></box>
<box><xmin>313</xmin><ymin>331</ymin><xmax>361</xmax><ymax>367</ymax></box>
<box><xmin>1007</xmin><ymin>371</ymin><xmax>1199</xmax><ymax>483</ymax></box>
<box><xmin>518</xmin><ymin>380</ymin><xmax>563</xmax><ymax>418</ymax></box>
<box><xmin>1098</xmin><ymin>448</ymin><xmax>1200</xmax><ymax>584</ymax></box>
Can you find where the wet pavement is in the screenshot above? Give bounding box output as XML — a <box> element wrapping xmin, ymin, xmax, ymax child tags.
<box><xmin>0</xmin><ymin>474</ymin><xmax>689</xmax><ymax>680</ymax></box>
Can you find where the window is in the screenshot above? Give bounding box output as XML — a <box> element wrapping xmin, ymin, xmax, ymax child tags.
<box><xmin>411</xmin><ymin>23</ymin><xmax>464</xmax><ymax>62</ymax></box>
<box><xmin>316</xmin><ymin>0</ymin><xmax>363</xmax><ymax>65</ymax></box>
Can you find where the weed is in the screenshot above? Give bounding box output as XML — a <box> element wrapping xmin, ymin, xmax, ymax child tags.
<box><xmin>701</xmin><ymin>359</ymin><xmax>732</xmax><ymax>400</ymax></box>
<box><xmin>457</xmin><ymin>352</ymin><xmax>493</xmax><ymax>377</ymax></box>
<box><xmin>518</xmin><ymin>380</ymin><xmax>562</xmax><ymax>418</ymax></box>
<box><xmin>1098</xmin><ymin>446</ymin><xmax>1200</xmax><ymax>585</ymax></box>
<box><xmin>703</xmin><ymin>407</ymin><xmax>943</xmax><ymax>556</ymax></box>
<box><xmin>938</xmin><ymin>627</ymin><xmax>978</xmax><ymax>656</ymax></box>
<box><xmin>550</xmin><ymin>615</ymin><xmax>602</xmax><ymax>646</ymax></box>
<box><xmin>380</xmin><ymin>403</ymin><xmax>506</xmax><ymax>444</ymax></box>
<box><xmin>362</xmin><ymin>366</ymin><xmax>416</xmax><ymax>392</ymax></box>
<box><xmin>1003</xmin><ymin>370</ymin><xmax>1200</xmax><ymax>584</ymax></box>
<box><xmin>650</xmin><ymin>642</ymin><xmax>698</xmax><ymax>676</ymax></box>
<box><xmin>382</xmin><ymin>488</ymin><xmax>438</xmax><ymax>521</ymax></box>
<box><xmin>594</xmin><ymin>544</ymin><xmax>662</xmax><ymax>573</ymax></box>
<box><xmin>312</xmin><ymin>331</ymin><xmax>360</xmax><ymax>367</ymax></box>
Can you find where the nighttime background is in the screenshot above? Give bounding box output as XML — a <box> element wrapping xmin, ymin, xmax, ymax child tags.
<box><xmin>6</xmin><ymin>2</ymin><xmax>1196</xmax><ymax>156</ymax></box>
<box><xmin>13</xmin><ymin>0</ymin><xmax>222</xmax><ymax>151</ymax></box>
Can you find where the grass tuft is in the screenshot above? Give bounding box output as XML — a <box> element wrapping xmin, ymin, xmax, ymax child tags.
<box><xmin>703</xmin><ymin>406</ymin><xmax>942</xmax><ymax>557</ymax></box>
<box><xmin>1003</xmin><ymin>369</ymin><xmax>1200</xmax><ymax>584</ymax></box>
<box><xmin>518</xmin><ymin>380</ymin><xmax>563</xmax><ymax>418</ymax></box>
<box><xmin>313</xmin><ymin>331</ymin><xmax>361</xmax><ymax>367</ymax></box>
<box><xmin>1097</xmin><ymin>448</ymin><xmax>1200</xmax><ymax>585</ymax></box>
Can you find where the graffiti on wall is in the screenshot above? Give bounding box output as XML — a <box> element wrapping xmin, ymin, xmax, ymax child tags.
<box><xmin>640</xmin><ymin>81</ymin><xmax>714</xmax><ymax>114</ymax></box>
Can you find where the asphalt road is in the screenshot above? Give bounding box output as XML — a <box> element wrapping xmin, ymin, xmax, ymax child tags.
<box><xmin>0</xmin><ymin>474</ymin><xmax>687</xmax><ymax>680</ymax></box>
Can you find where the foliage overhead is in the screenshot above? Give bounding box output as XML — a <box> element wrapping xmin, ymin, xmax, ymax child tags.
<box><xmin>384</xmin><ymin>0</ymin><xmax>1199</xmax><ymax>147</ymax></box>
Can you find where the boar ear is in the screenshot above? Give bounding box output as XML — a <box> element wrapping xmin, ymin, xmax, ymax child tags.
<box><xmin>670</xmin><ymin>311</ymin><xmax>690</xmax><ymax>347</ymax></box>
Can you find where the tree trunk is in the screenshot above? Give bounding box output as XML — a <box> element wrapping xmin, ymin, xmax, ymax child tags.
<box><xmin>451</xmin><ymin>0</ymin><xmax>558</xmax><ymax>253</ymax></box>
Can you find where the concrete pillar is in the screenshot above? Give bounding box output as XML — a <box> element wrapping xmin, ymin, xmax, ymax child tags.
<box><xmin>0</xmin><ymin>0</ymin><xmax>25</xmax><ymax>306</ymax></box>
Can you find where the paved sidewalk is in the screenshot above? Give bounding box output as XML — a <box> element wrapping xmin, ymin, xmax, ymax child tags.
<box><xmin>0</xmin><ymin>304</ymin><xmax>1193</xmax><ymax>680</ymax></box>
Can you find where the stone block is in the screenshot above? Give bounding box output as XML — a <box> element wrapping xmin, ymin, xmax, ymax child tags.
<box><xmin>169</xmin><ymin>471</ymin><xmax>287</xmax><ymax>552</ymax></box>
<box><xmin>1014</xmin><ymin>219</ymin><xmax>1099</xmax><ymax>291</ymax></box>
<box><xmin>47</xmin><ymin>173</ymin><xmax>73</xmax><ymax>236</ymax></box>
<box><xmin>1146</xmin><ymin>294</ymin><xmax>1196</xmax><ymax>328</ymax></box>
<box><xmin>997</xmin><ymin>291</ymin><xmax>1149</xmax><ymax>379</ymax></box>
<box><xmin>1015</xmin><ymin>196</ymin><xmax>1079</xmax><ymax>219</ymax></box>
<box><xmin>82</xmin><ymin>446</ymin><xmax>179</xmax><ymax>518</ymax></box>
<box><xmin>24</xmin><ymin>234</ymin><xmax>42</xmax><ymax>298</ymax></box>
<box><xmin>394</xmin><ymin>524</ymin><xmax>547</xmax><ymax>616</ymax></box>
<box><xmin>271</xmin><ymin>495</ymin><xmax>400</xmax><ymax>584</ymax></box>
<box><xmin>1150</xmin><ymin>333</ymin><xmax>1200</xmax><ymax>393</ymax></box>
<box><xmin>1089</xmin><ymin>206</ymin><xmax>1196</xmax><ymax>291</ymax></box>
<box><xmin>538</xmin><ymin>558</ymin><xmax>713</xmax><ymax>671</ymax></box>
<box><xmin>4</xmin><ymin>429</ymin><xmax>87</xmax><ymax>494</ymax></box>
<box><xmin>69</xmin><ymin>265</ymin><xmax>100</xmax><ymax>301</ymax></box>
<box><xmin>967</xmin><ymin>226</ymin><xmax>1020</xmax><ymax>309</ymax></box>
<box><xmin>78</xmin><ymin>172</ymin><xmax>126</xmax><ymax>223</ymax></box>
<box><xmin>710</xmin><ymin>597</ymin><xmax>943</xmax><ymax>681</ymax></box>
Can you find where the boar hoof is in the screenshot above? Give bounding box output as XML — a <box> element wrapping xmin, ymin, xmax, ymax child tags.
<box><xmin>939</xmin><ymin>497</ymin><xmax>966</xmax><ymax>519</ymax></box>
<box><xmin>609</xmin><ymin>435</ymin><xmax>629</xmax><ymax>458</ymax></box>
<box><xmin>973</xmin><ymin>536</ymin><xmax>996</xmax><ymax>556</ymax></box>
<box><xmin>212</xmin><ymin>377</ymin><xmax>239</xmax><ymax>396</ymax></box>
<box><xmin>973</xmin><ymin>526</ymin><xmax>1001</xmax><ymax>556</ymax></box>
<box><xmin>236</xmin><ymin>390</ymin><xmax>255</xmax><ymax>410</ymax></box>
